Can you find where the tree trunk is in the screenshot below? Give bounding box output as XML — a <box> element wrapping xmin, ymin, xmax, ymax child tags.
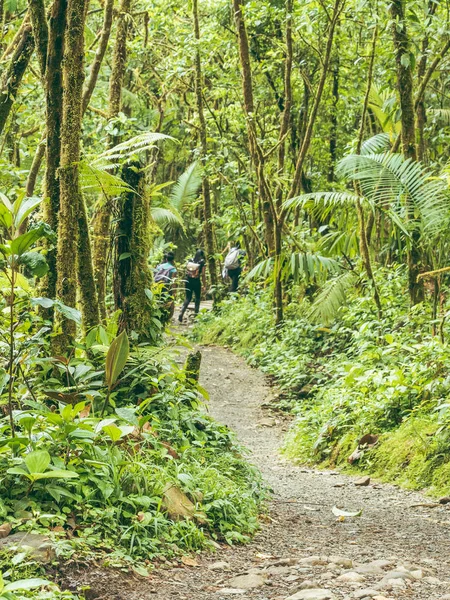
<box><xmin>0</xmin><ymin>22</ymin><xmax>34</xmax><ymax>137</ymax></box>
<box><xmin>82</xmin><ymin>0</ymin><xmax>115</xmax><ymax>113</ymax></box>
<box><xmin>41</xmin><ymin>0</ymin><xmax>67</xmax><ymax>306</ymax></box>
<box><xmin>54</xmin><ymin>0</ymin><xmax>89</xmax><ymax>351</ymax></box>
<box><xmin>114</xmin><ymin>164</ymin><xmax>154</xmax><ymax>338</ymax></box>
<box><xmin>328</xmin><ymin>54</ymin><xmax>339</xmax><ymax>182</ymax></box>
<box><xmin>232</xmin><ymin>0</ymin><xmax>274</xmax><ymax>254</ymax></box>
<box><xmin>28</xmin><ymin>0</ymin><xmax>48</xmax><ymax>76</ymax></box>
<box><xmin>390</xmin><ymin>0</ymin><xmax>423</xmax><ymax>305</ymax></box>
<box><xmin>193</xmin><ymin>0</ymin><xmax>217</xmax><ymax>287</ymax></box>
<box><xmin>93</xmin><ymin>0</ymin><xmax>131</xmax><ymax>322</ymax></box>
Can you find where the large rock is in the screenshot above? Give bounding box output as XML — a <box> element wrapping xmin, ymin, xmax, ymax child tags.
<box><xmin>225</xmin><ymin>573</ymin><xmax>266</xmax><ymax>589</ymax></box>
<box><xmin>0</xmin><ymin>533</ymin><xmax>55</xmax><ymax>563</ymax></box>
<box><xmin>337</xmin><ymin>572</ymin><xmax>365</xmax><ymax>583</ymax></box>
<box><xmin>285</xmin><ymin>590</ymin><xmax>335</xmax><ymax>600</ymax></box>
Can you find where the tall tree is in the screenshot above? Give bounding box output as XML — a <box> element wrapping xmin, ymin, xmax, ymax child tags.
<box><xmin>390</xmin><ymin>0</ymin><xmax>423</xmax><ymax>304</ymax></box>
<box><xmin>54</xmin><ymin>0</ymin><xmax>89</xmax><ymax>349</ymax></box>
<box><xmin>192</xmin><ymin>0</ymin><xmax>217</xmax><ymax>288</ymax></box>
<box><xmin>93</xmin><ymin>0</ymin><xmax>131</xmax><ymax>322</ymax></box>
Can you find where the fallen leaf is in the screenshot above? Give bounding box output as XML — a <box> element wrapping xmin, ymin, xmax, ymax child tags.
<box><xmin>332</xmin><ymin>506</ymin><xmax>362</xmax><ymax>518</ymax></box>
<box><xmin>181</xmin><ymin>556</ymin><xmax>199</xmax><ymax>567</ymax></box>
<box><xmin>0</xmin><ymin>523</ymin><xmax>12</xmax><ymax>538</ymax></box>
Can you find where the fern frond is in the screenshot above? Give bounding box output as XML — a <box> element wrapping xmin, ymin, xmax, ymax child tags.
<box><xmin>429</xmin><ymin>108</ymin><xmax>450</xmax><ymax>125</ymax></box>
<box><xmin>79</xmin><ymin>161</ymin><xmax>135</xmax><ymax>199</ymax></box>
<box><xmin>246</xmin><ymin>253</ymin><xmax>340</xmax><ymax>284</ymax></box>
<box><xmin>308</xmin><ymin>271</ymin><xmax>357</xmax><ymax>325</ymax></box>
<box><xmin>284</xmin><ymin>191</ymin><xmax>362</xmax><ymax>211</ymax></box>
<box><xmin>169</xmin><ymin>162</ymin><xmax>202</xmax><ymax>211</ymax></box>
<box><xmin>95</xmin><ymin>132</ymin><xmax>174</xmax><ymax>165</ymax></box>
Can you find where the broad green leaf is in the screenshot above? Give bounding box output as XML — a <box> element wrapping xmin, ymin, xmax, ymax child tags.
<box><xmin>105</xmin><ymin>331</ymin><xmax>129</xmax><ymax>390</ymax></box>
<box><xmin>102</xmin><ymin>424</ymin><xmax>122</xmax><ymax>442</ymax></box>
<box><xmin>115</xmin><ymin>407</ymin><xmax>139</xmax><ymax>426</ymax></box>
<box><xmin>33</xmin><ymin>470</ymin><xmax>78</xmax><ymax>480</ymax></box>
<box><xmin>0</xmin><ymin>572</ymin><xmax>4</xmax><ymax>594</ymax></box>
<box><xmin>24</xmin><ymin>450</ymin><xmax>51</xmax><ymax>474</ymax></box>
<box><xmin>4</xmin><ymin>578</ymin><xmax>51</xmax><ymax>592</ymax></box>
<box><xmin>14</xmin><ymin>196</ymin><xmax>42</xmax><ymax>228</ymax></box>
<box><xmin>11</xmin><ymin>229</ymin><xmax>43</xmax><ymax>256</ymax></box>
<box><xmin>54</xmin><ymin>301</ymin><xmax>82</xmax><ymax>325</ymax></box>
<box><xmin>31</xmin><ymin>297</ymin><xmax>54</xmax><ymax>309</ymax></box>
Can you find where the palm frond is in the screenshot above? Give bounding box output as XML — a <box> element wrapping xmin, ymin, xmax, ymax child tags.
<box><xmin>318</xmin><ymin>230</ymin><xmax>359</xmax><ymax>257</ymax></box>
<box><xmin>429</xmin><ymin>108</ymin><xmax>450</xmax><ymax>126</ymax></box>
<box><xmin>368</xmin><ymin>85</ymin><xmax>401</xmax><ymax>134</ymax></box>
<box><xmin>284</xmin><ymin>191</ymin><xmax>361</xmax><ymax>211</ymax></box>
<box><xmin>246</xmin><ymin>252</ymin><xmax>340</xmax><ymax>284</ymax></box>
<box><xmin>79</xmin><ymin>160</ymin><xmax>135</xmax><ymax>199</ymax></box>
<box><xmin>361</xmin><ymin>133</ymin><xmax>391</xmax><ymax>155</ymax></box>
<box><xmin>94</xmin><ymin>132</ymin><xmax>174</xmax><ymax>166</ymax></box>
<box><xmin>150</xmin><ymin>206</ymin><xmax>185</xmax><ymax>229</ymax></box>
<box><xmin>169</xmin><ymin>162</ymin><xmax>202</xmax><ymax>210</ymax></box>
<box><xmin>337</xmin><ymin>152</ymin><xmax>449</xmax><ymax>234</ymax></box>
<box><xmin>246</xmin><ymin>257</ymin><xmax>274</xmax><ymax>281</ymax></box>
<box><xmin>308</xmin><ymin>271</ymin><xmax>357</xmax><ymax>325</ymax></box>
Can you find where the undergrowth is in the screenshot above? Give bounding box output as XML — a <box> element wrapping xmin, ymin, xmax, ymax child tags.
<box><xmin>194</xmin><ymin>267</ymin><xmax>450</xmax><ymax>497</ymax></box>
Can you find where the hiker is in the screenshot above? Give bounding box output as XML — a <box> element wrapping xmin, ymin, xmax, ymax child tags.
<box><xmin>154</xmin><ymin>250</ymin><xmax>178</xmax><ymax>321</ymax></box>
<box><xmin>223</xmin><ymin>242</ymin><xmax>245</xmax><ymax>292</ymax></box>
<box><xmin>178</xmin><ymin>249</ymin><xmax>207</xmax><ymax>323</ymax></box>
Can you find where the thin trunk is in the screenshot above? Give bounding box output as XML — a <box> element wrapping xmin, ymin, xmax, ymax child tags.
<box><xmin>82</xmin><ymin>0</ymin><xmax>115</xmax><ymax>113</ymax></box>
<box><xmin>286</xmin><ymin>0</ymin><xmax>344</xmax><ymax>203</ymax></box>
<box><xmin>355</xmin><ymin>25</ymin><xmax>382</xmax><ymax>319</ymax></box>
<box><xmin>41</xmin><ymin>0</ymin><xmax>67</xmax><ymax>305</ymax></box>
<box><xmin>193</xmin><ymin>0</ymin><xmax>217</xmax><ymax>287</ymax></box>
<box><xmin>77</xmin><ymin>194</ymin><xmax>100</xmax><ymax>332</ymax></box>
<box><xmin>0</xmin><ymin>23</ymin><xmax>34</xmax><ymax>137</ymax></box>
<box><xmin>390</xmin><ymin>0</ymin><xmax>423</xmax><ymax>304</ymax></box>
<box><xmin>26</xmin><ymin>139</ymin><xmax>45</xmax><ymax>196</ymax></box>
<box><xmin>54</xmin><ymin>0</ymin><xmax>89</xmax><ymax>350</ymax></box>
<box><xmin>28</xmin><ymin>0</ymin><xmax>48</xmax><ymax>76</ymax></box>
<box><xmin>328</xmin><ymin>55</ymin><xmax>339</xmax><ymax>182</ymax></box>
<box><xmin>273</xmin><ymin>0</ymin><xmax>293</xmax><ymax>325</ymax></box>
<box><xmin>93</xmin><ymin>0</ymin><xmax>131</xmax><ymax>322</ymax></box>
<box><xmin>232</xmin><ymin>0</ymin><xmax>274</xmax><ymax>254</ymax></box>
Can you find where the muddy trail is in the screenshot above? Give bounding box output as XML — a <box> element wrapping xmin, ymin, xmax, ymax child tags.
<box><xmin>69</xmin><ymin>343</ymin><xmax>450</xmax><ymax>600</ymax></box>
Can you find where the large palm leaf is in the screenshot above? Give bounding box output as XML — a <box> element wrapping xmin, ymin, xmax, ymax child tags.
<box><xmin>169</xmin><ymin>161</ymin><xmax>202</xmax><ymax>211</ymax></box>
<box><xmin>308</xmin><ymin>271</ymin><xmax>358</xmax><ymax>324</ymax></box>
<box><xmin>337</xmin><ymin>152</ymin><xmax>449</xmax><ymax>234</ymax></box>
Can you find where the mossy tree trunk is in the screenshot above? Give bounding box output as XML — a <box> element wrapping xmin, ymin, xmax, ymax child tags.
<box><xmin>41</xmin><ymin>0</ymin><xmax>67</xmax><ymax>307</ymax></box>
<box><xmin>28</xmin><ymin>0</ymin><xmax>48</xmax><ymax>77</ymax></box>
<box><xmin>114</xmin><ymin>164</ymin><xmax>154</xmax><ymax>338</ymax></box>
<box><xmin>0</xmin><ymin>22</ymin><xmax>34</xmax><ymax>136</ymax></box>
<box><xmin>54</xmin><ymin>0</ymin><xmax>89</xmax><ymax>351</ymax></box>
<box><xmin>192</xmin><ymin>0</ymin><xmax>217</xmax><ymax>288</ymax></box>
<box><xmin>93</xmin><ymin>0</ymin><xmax>130</xmax><ymax>322</ymax></box>
<box><xmin>390</xmin><ymin>0</ymin><xmax>424</xmax><ymax>305</ymax></box>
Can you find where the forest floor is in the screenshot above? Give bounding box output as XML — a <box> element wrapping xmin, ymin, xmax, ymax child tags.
<box><xmin>65</xmin><ymin>339</ymin><xmax>450</xmax><ymax>600</ymax></box>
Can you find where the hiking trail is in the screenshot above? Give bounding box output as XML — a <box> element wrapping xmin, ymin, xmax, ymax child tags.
<box><xmin>70</xmin><ymin>343</ymin><xmax>450</xmax><ymax>600</ymax></box>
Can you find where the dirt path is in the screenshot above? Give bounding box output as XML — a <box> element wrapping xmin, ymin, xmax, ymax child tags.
<box><xmin>149</xmin><ymin>345</ymin><xmax>450</xmax><ymax>600</ymax></box>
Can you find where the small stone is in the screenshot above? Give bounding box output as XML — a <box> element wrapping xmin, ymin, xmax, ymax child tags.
<box><xmin>226</xmin><ymin>574</ymin><xmax>266</xmax><ymax>590</ymax></box>
<box><xmin>271</xmin><ymin>558</ymin><xmax>299</xmax><ymax>566</ymax></box>
<box><xmin>367</xmin><ymin>560</ymin><xmax>393</xmax><ymax>570</ymax></box>
<box><xmin>320</xmin><ymin>572</ymin><xmax>334</xmax><ymax>581</ymax></box>
<box><xmin>0</xmin><ymin>533</ymin><xmax>55</xmax><ymax>563</ymax></box>
<box><xmin>410</xmin><ymin>569</ymin><xmax>423</xmax><ymax>579</ymax></box>
<box><xmin>216</xmin><ymin>589</ymin><xmax>246</xmax><ymax>596</ymax></box>
<box><xmin>258</xmin><ymin>418</ymin><xmax>276</xmax><ymax>427</ymax></box>
<box><xmin>209</xmin><ymin>561</ymin><xmax>231</xmax><ymax>571</ymax></box>
<box><xmin>355</xmin><ymin>477</ymin><xmax>371</xmax><ymax>487</ymax></box>
<box><xmin>385</xmin><ymin>578</ymin><xmax>406</xmax><ymax>589</ymax></box>
<box><xmin>382</xmin><ymin>570</ymin><xmax>414</xmax><ymax>581</ymax></box>
<box><xmin>337</xmin><ymin>572</ymin><xmax>365</xmax><ymax>583</ymax></box>
<box><xmin>354</xmin><ymin>565</ymin><xmax>384</xmax><ymax>575</ymax></box>
<box><xmin>328</xmin><ymin>556</ymin><xmax>353</xmax><ymax>568</ymax></box>
<box><xmin>285</xmin><ymin>575</ymin><xmax>302</xmax><ymax>583</ymax></box>
<box><xmin>285</xmin><ymin>590</ymin><xmax>336</xmax><ymax>600</ymax></box>
<box><xmin>298</xmin><ymin>580</ymin><xmax>320</xmax><ymax>590</ymax></box>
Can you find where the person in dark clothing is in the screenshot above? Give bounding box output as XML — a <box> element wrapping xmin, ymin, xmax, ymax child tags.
<box><xmin>223</xmin><ymin>242</ymin><xmax>245</xmax><ymax>292</ymax></box>
<box><xmin>178</xmin><ymin>249</ymin><xmax>207</xmax><ymax>323</ymax></box>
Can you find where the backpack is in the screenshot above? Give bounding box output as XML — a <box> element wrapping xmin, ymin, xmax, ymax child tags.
<box><xmin>224</xmin><ymin>248</ymin><xmax>241</xmax><ymax>270</ymax></box>
<box><xmin>186</xmin><ymin>261</ymin><xmax>201</xmax><ymax>279</ymax></box>
<box><xmin>154</xmin><ymin>264</ymin><xmax>175</xmax><ymax>285</ymax></box>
